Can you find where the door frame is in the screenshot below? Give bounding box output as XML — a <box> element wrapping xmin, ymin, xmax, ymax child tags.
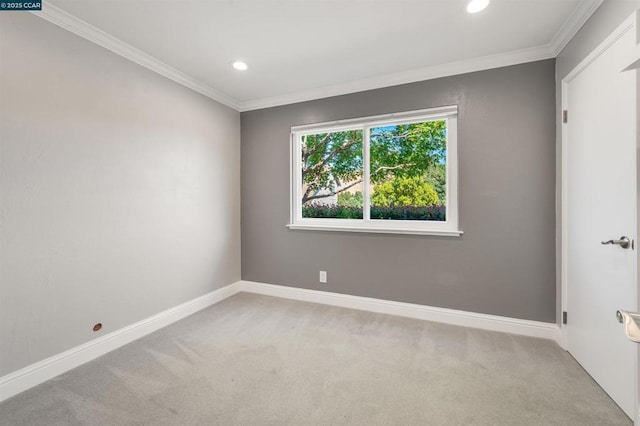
<box><xmin>560</xmin><ymin>10</ymin><xmax>640</xmax><ymax>424</ymax></box>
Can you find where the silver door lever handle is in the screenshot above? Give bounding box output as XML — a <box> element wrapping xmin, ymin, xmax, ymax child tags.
<box><xmin>616</xmin><ymin>310</ymin><xmax>640</xmax><ymax>343</ymax></box>
<box><xmin>601</xmin><ymin>236</ymin><xmax>632</xmax><ymax>249</ymax></box>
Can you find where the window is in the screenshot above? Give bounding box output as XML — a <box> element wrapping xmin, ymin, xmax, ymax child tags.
<box><xmin>288</xmin><ymin>106</ymin><xmax>461</xmax><ymax>236</ymax></box>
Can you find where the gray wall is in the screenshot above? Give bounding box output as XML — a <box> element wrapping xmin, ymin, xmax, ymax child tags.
<box><xmin>555</xmin><ymin>0</ymin><xmax>640</xmax><ymax>322</ymax></box>
<box><xmin>0</xmin><ymin>14</ymin><xmax>241</xmax><ymax>376</ymax></box>
<box><xmin>242</xmin><ymin>60</ymin><xmax>557</xmax><ymax>323</ymax></box>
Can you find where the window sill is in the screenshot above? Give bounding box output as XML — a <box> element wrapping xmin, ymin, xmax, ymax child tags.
<box><xmin>286</xmin><ymin>223</ymin><xmax>463</xmax><ymax>237</ymax></box>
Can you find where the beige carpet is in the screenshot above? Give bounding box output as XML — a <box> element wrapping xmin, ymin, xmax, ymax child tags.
<box><xmin>0</xmin><ymin>292</ymin><xmax>632</xmax><ymax>425</ymax></box>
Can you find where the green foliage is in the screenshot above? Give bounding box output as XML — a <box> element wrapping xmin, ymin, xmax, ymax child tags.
<box><xmin>369</xmin><ymin>121</ymin><xmax>446</xmax><ymax>184</ymax></box>
<box><xmin>337</xmin><ymin>191</ymin><xmax>363</xmax><ymax>208</ymax></box>
<box><xmin>302</xmin><ymin>204</ymin><xmax>446</xmax><ymax>221</ymax></box>
<box><xmin>301</xmin><ymin>120</ymin><xmax>446</xmax><ymax>204</ymax></box>
<box><xmin>370</xmin><ymin>205</ymin><xmax>446</xmax><ymax>221</ymax></box>
<box><xmin>371</xmin><ymin>176</ymin><xmax>440</xmax><ymax>207</ymax></box>
<box><xmin>302</xmin><ymin>204</ymin><xmax>363</xmax><ymax>219</ymax></box>
<box><xmin>302</xmin><ymin>130</ymin><xmax>363</xmax><ymax>204</ymax></box>
<box><xmin>424</xmin><ymin>163</ymin><xmax>446</xmax><ymax>202</ymax></box>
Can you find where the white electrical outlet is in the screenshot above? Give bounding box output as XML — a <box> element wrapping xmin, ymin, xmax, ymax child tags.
<box><xmin>319</xmin><ymin>270</ymin><xmax>327</xmax><ymax>283</ymax></box>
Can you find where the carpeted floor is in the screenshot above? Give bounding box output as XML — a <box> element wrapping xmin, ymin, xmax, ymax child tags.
<box><xmin>0</xmin><ymin>292</ymin><xmax>632</xmax><ymax>425</ymax></box>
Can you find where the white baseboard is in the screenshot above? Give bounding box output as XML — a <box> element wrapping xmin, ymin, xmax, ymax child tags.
<box><xmin>0</xmin><ymin>281</ymin><xmax>242</xmax><ymax>403</ymax></box>
<box><xmin>239</xmin><ymin>281</ymin><xmax>562</xmax><ymax>343</ymax></box>
<box><xmin>1</xmin><ymin>279</ymin><xmax>561</xmax><ymax>403</ymax></box>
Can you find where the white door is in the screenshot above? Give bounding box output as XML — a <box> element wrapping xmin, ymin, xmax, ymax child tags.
<box><xmin>563</xmin><ymin>12</ymin><xmax>639</xmax><ymax>421</ymax></box>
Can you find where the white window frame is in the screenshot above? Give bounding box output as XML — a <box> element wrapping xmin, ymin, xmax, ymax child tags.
<box><xmin>287</xmin><ymin>105</ymin><xmax>462</xmax><ymax>236</ymax></box>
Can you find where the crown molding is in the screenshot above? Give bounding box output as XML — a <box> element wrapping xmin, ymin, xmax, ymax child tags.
<box><xmin>549</xmin><ymin>0</ymin><xmax>604</xmax><ymax>56</ymax></box>
<box><xmin>239</xmin><ymin>0</ymin><xmax>604</xmax><ymax>112</ymax></box>
<box><xmin>238</xmin><ymin>44</ymin><xmax>554</xmax><ymax>111</ymax></box>
<box><xmin>32</xmin><ymin>1</ymin><xmax>602</xmax><ymax>113</ymax></box>
<box><xmin>32</xmin><ymin>4</ymin><xmax>241</xmax><ymax>111</ymax></box>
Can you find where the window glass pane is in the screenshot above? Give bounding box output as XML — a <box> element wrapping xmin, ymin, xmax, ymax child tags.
<box><xmin>301</xmin><ymin>129</ymin><xmax>363</xmax><ymax>219</ymax></box>
<box><xmin>369</xmin><ymin>120</ymin><xmax>447</xmax><ymax>221</ymax></box>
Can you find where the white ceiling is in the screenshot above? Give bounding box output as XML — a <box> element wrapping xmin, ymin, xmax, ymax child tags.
<box><xmin>43</xmin><ymin>0</ymin><xmax>603</xmax><ymax>110</ymax></box>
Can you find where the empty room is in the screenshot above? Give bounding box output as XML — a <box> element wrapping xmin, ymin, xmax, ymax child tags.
<box><xmin>2</xmin><ymin>0</ymin><xmax>640</xmax><ymax>424</ymax></box>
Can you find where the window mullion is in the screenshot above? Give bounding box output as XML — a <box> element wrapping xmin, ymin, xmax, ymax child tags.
<box><xmin>363</xmin><ymin>126</ymin><xmax>371</xmax><ymax>222</ymax></box>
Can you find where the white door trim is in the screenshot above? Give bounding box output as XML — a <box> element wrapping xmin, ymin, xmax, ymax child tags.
<box><xmin>560</xmin><ymin>9</ymin><xmax>640</xmax><ymax>423</ymax></box>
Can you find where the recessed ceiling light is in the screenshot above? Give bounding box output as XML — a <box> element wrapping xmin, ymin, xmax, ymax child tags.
<box><xmin>232</xmin><ymin>61</ymin><xmax>248</xmax><ymax>71</ymax></box>
<box><xmin>466</xmin><ymin>0</ymin><xmax>489</xmax><ymax>13</ymax></box>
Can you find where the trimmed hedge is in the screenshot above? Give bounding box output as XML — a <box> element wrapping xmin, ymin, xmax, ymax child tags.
<box><xmin>302</xmin><ymin>204</ymin><xmax>446</xmax><ymax>221</ymax></box>
<box><xmin>370</xmin><ymin>205</ymin><xmax>446</xmax><ymax>221</ymax></box>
